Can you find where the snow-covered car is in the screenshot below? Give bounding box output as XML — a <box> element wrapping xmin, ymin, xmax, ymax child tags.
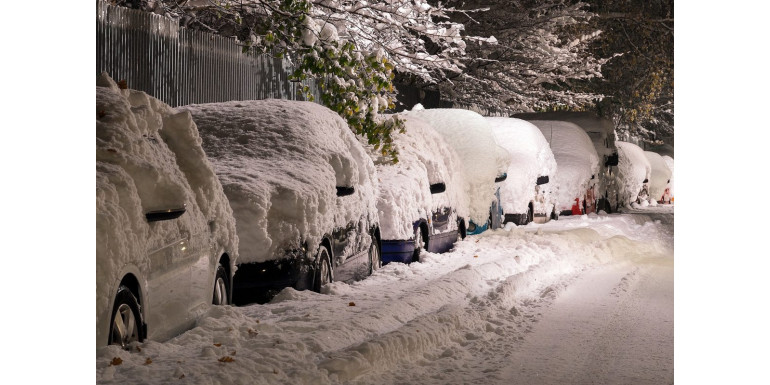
<box><xmin>96</xmin><ymin>74</ymin><xmax>238</xmax><ymax>349</ymax></box>
<box><xmin>616</xmin><ymin>141</ymin><xmax>652</xmax><ymax>206</ymax></box>
<box><xmin>660</xmin><ymin>155</ymin><xmax>674</xmax><ymax>204</ymax></box>
<box><xmin>369</xmin><ymin>115</ymin><xmax>470</xmax><ymax>264</ymax></box>
<box><xmin>529</xmin><ymin>120</ymin><xmax>601</xmax><ymax>216</ymax></box>
<box><xmin>644</xmin><ymin>151</ymin><xmax>673</xmax><ymax>206</ymax></box>
<box><xmin>488</xmin><ymin>117</ymin><xmax>558</xmax><ymax>225</ymax></box>
<box><xmin>403</xmin><ymin>106</ymin><xmax>511</xmax><ymax>235</ymax></box>
<box><xmin>183</xmin><ymin>100</ymin><xmax>381</xmax><ymax>304</ymax></box>
<box><xmin>516</xmin><ymin>111</ymin><xmax>621</xmax><ymax>213</ymax></box>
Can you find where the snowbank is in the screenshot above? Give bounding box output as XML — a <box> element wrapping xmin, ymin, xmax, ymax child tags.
<box><xmin>644</xmin><ymin>151</ymin><xmax>673</xmax><ymax>202</ymax></box>
<box><xmin>96</xmin><ymin>73</ymin><xmax>238</xmax><ymax>346</ymax></box>
<box><xmin>616</xmin><ymin>141</ymin><xmax>652</xmax><ymax>206</ymax></box>
<box><xmin>487</xmin><ymin>117</ymin><xmax>558</xmax><ymax>216</ymax></box>
<box><xmin>95</xmin><ymin>209</ymin><xmax>673</xmax><ymax>384</ymax></box>
<box><xmin>369</xmin><ymin>115</ymin><xmax>470</xmax><ymax>240</ymax></box>
<box><xmin>181</xmin><ymin>100</ymin><xmax>378</xmax><ymax>264</ymax></box>
<box><xmin>528</xmin><ymin>120</ymin><xmax>600</xmax><ymax>212</ymax></box>
<box><xmin>402</xmin><ymin>107</ymin><xmax>511</xmax><ymax>225</ymax></box>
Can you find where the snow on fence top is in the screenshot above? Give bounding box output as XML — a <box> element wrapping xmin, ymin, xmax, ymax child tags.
<box><xmin>616</xmin><ymin>141</ymin><xmax>652</xmax><ymax>205</ymax></box>
<box><xmin>528</xmin><ymin>120</ymin><xmax>600</xmax><ymax>211</ymax></box>
<box><xmin>96</xmin><ymin>73</ymin><xmax>238</xmax><ymax>343</ymax></box>
<box><xmin>182</xmin><ymin>99</ymin><xmax>378</xmax><ymax>264</ymax></box>
<box><xmin>487</xmin><ymin>117</ymin><xmax>557</xmax><ymax>215</ymax></box>
<box><xmin>403</xmin><ymin>107</ymin><xmax>511</xmax><ymax>224</ymax></box>
<box><xmin>645</xmin><ymin>151</ymin><xmax>673</xmax><ymax>202</ymax></box>
<box><xmin>369</xmin><ymin>115</ymin><xmax>470</xmax><ymax>240</ymax></box>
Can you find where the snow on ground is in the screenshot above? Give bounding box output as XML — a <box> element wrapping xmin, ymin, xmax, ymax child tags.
<box><xmin>96</xmin><ymin>207</ymin><xmax>673</xmax><ymax>384</ymax></box>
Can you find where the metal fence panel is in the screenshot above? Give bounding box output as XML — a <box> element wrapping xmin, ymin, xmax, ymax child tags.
<box><xmin>96</xmin><ymin>1</ymin><xmax>319</xmax><ymax>107</ymax></box>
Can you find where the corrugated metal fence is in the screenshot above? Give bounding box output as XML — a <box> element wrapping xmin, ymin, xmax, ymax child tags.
<box><xmin>96</xmin><ymin>1</ymin><xmax>319</xmax><ymax>107</ymax></box>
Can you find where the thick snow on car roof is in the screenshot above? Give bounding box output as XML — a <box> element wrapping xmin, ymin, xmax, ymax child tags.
<box><xmin>96</xmin><ymin>73</ymin><xmax>238</xmax><ymax>326</ymax></box>
<box><xmin>528</xmin><ymin>120</ymin><xmax>600</xmax><ymax>210</ymax></box>
<box><xmin>645</xmin><ymin>151</ymin><xmax>673</xmax><ymax>202</ymax></box>
<box><xmin>403</xmin><ymin>107</ymin><xmax>510</xmax><ymax>225</ymax></box>
<box><xmin>182</xmin><ymin>100</ymin><xmax>378</xmax><ymax>264</ymax></box>
<box><xmin>370</xmin><ymin>115</ymin><xmax>470</xmax><ymax>240</ymax></box>
<box><xmin>515</xmin><ymin>111</ymin><xmax>616</xmax><ymax>158</ymax></box>
<box><xmin>616</xmin><ymin>141</ymin><xmax>652</xmax><ymax>205</ymax></box>
<box><xmin>487</xmin><ymin>117</ymin><xmax>557</xmax><ymax>214</ymax></box>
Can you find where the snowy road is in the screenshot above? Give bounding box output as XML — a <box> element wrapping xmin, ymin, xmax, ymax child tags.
<box><xmin>97</xmin><ymin>207</ymin><xmax>674</xmax><ymax>385</ymax></box>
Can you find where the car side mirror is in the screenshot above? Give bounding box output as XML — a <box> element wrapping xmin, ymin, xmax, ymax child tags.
<box><xmin>336</xmin><ymin>186</ymin><xmax>355</xmax><ymax>197</ymax></box>
<box><xmin>536</xmin><ymin>175</ymin><xmax>549</xmax><ymax>185</ymax></box>
<box><xmin>146</xmin><ymin>207</ymin><xmax>186</xmax><ymax>222</ymax></box>
<box><xmin>429</xmin><ymin>183</ymin><xmax>446</xmax><ymax>194</ymax></box>
<box><xmin>494</xmin><ymin>173</ymin><xmax>508</xmax><ymax>183</ymax></box>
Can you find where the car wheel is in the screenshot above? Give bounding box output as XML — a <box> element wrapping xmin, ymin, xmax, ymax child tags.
<box><xmin>527</xmin><ymin>204</ymin><xmax>534</xmax><ymax>224</ymax></box>
<box><xmin>368</xmin><ymin>238</ymin><xmax>381</xmax><ymax>275</ymax></box>
<box><xmin>212</xmin><ymin>263</ymin><xmax>229</xmax><ymax>305</ymax></box>
<box><xmin>109</xmin><ymin>285</ymin><xmax>143</xmax><ymax>349</ymax></box>
<box><xmin>457</xmin><ymin>219</ymin><xmax>467</xmax><ymax>241</ymax></box>
<box><xmin>313</xmin><ymin>246</ymin><xmax>332</xmax><ymax>292</ymax></box>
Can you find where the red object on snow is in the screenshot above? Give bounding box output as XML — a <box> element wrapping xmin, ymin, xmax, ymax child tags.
<box><xmin>571</xmin><ymin>198</ymin><xmax>582</xmax><ymax>215</ymax></box>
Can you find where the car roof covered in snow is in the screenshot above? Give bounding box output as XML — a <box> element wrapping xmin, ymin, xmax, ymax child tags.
<box><xmin>515</xmin><ymin>111</ymin><xmax>616</xmax><ymax>158</ymax></box>
<box><xmin>616</xmin><ymin>141</ymin><xmax>652</xmax><ymax>205</ymax></box>
<box><xmin>369</xmin><ymin>114</ymin><xmax>470</xmax><ymax>240</ymax></box>
<box><xmin>487</xmin><ymin>117</ymin><xmax>557</xmax><ymax>214</ymax></box>
<box><xmin>402</xmin><ymin>106</ymin><xmax>511</xmax><ymax>224</ymax></box>
<box><xmin>644</xmin><ymin>151</ymin><xmax>673</xmax><ymax>201</ymax></box>
<box><xmin>182</xmin><ymin>99</ymin><xmax>378</xmax><ymax>263</ymax></box>
<box><xmin>528</xmin><ymin>120</ymin><xmax>600</xmax><ymax>210</ymax></box>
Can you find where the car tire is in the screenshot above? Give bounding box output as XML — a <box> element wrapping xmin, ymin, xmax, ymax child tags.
<box><xmin>369</xmin><ymin>237</ymin><xmax>381</xmax><ymax>275</ymax></box>
<box><xmin>527</xmin><ymin>204</ymin><xmax>534</xmax><ymax>224</ymax></box>
<box><xmin>212</xmin><ymin>263</ymin><xmax>229</xmax><ymax>305</ymax></box>
<box><xmin>313</xmin><ymin>246</ymin><xmax>332</xmax><ymax>292</ymax></box>
<box><xmin>109</xmin><ymin>285</ymin><xmax>143</xmax><ymax>349</ymax></box>
<box><xmin>458</xmin><ymin>219</ymin><xmax>467</xmax><ymax>241</ymax></box>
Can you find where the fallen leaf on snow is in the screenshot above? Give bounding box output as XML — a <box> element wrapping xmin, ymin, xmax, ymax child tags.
<box><xmin>110</xmin><ymin>357</ymin><xmax>123</xmax><ymax>366</ymax></box>
<box><xmin>473</xmin><ymin>255</ymin><xmax>479</xmax><ymax>258</ymax></box>
<box><xmin>144</xmin><ymin>358</ymin><xmax>153</xmax><ymax>365</ymax></box>
<box><xmin>218</xmin><ymin>356</ymin><xmax>234</xmax><ymax>363</ymax></box>
<box><xmin>213</xmin><ymin>343</ymin><xmax>222</xmax><ymax>347</ymax></box>
<box><xmin>348</xmin><ymin>302</ymin><xmax>356</xmax><ymax>307</ymax></box>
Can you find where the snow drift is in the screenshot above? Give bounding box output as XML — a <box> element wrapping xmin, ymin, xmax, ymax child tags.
<box><xmin>528</xmin><ymin>120</ymin><xmax>600</xmax><ymax>212</ymax></box>
<box><xmin>402</xmin><ymin>107</ymin><xmax>511</xmax><ymax>225</ymax></box>
<box><xmin>369</xmin><ymin>114</ymin><xmax>470</xmax><ymax>240</ymax></box>
<box><xmin>181</xmin><ymin>100</ymin><xmax>379</xmax><ymax>264</ymax></box>
<box><xmin>487</xmin><ymin>117</ymin><xmax>558</xmax><ymax>217</ymax></box>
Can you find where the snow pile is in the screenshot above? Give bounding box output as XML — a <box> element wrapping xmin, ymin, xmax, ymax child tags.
<box><xmin>616</xmin><ymin>141</ymin><xmax>652</xmax><ymax>206</ymax></box>
<box><xmin>369</xmin><ymin>115</ymin><xmax>470</xmax><ymax>240</ymax></box>
<box><xmin>181</xmin><ymin>100</ymin><xmax>378</xmax><ymax>264</ymax></box>
<box><xmin>402</xmin><ymin>107</ymin><xmax>511</xmax><ymax>224</ymax></box>
<box><xmin>95</xmin><ymin>209</ymin><xmax>673</xmax><ymax>384</ymax></box>
<box><xmin>96</xmin><ymin>73</ymin><xmax>238</xmax><ymax>346</ymax></box>
<box><xmin>487</xmin><ymin>117</ymin><xmax>558</xmax><ymax>216</ymax></box>
<box><xmin>529</xmin><ymin>120</ymin><xmax>600</xmax><ymax>211</ymax></box>
<box><xmin>644</xmin><ymin>151</ymin><xmax>673</xmax><ymax>202</ymax></box>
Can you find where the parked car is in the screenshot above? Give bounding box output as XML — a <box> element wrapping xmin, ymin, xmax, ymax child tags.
<box><xmin>528</xmin><ymin>120</ymin><xmax>600</xmax><ymax>216</ymax></box>
<box><xmin>183</xmin><ymin>100</ymin><xmax>381</xmax><ymax>304</ymax></box>
<box><xmin>661</xmin><ymin>155</ymin><xmax>674</xmax><ymax>204</ymax></box>
<box><xmin>96</xmin><ymin>74</ymin><xmax>238</xmax><ymax>349</ymax></box>
<box><xmin>403</xmin><ymin>106</ymin><xmax>511</xmax><ymax>235</ymax></box>
<box><xmin>516</xmin><ymin>111</ymin><xmax>620</xmax><ymax>213</ymax></box>
<box><xmin>645</xmin><ymin>151</ymin><xmax>673</xmax><ymax>206</ymax></box>
<box><xmin>369</xmin><ymin>115</ymin><xmax>470</xmax><ymax>263</ymax></box>
<box><xmin>488</xmin><ymin>117</ymin><xmax>558</xmax><ymax>225</ymax></box>
<box><xmin>616</xmin><ymin>141</ymin><xmax>652</xmax><ymax>206</ymax></box>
